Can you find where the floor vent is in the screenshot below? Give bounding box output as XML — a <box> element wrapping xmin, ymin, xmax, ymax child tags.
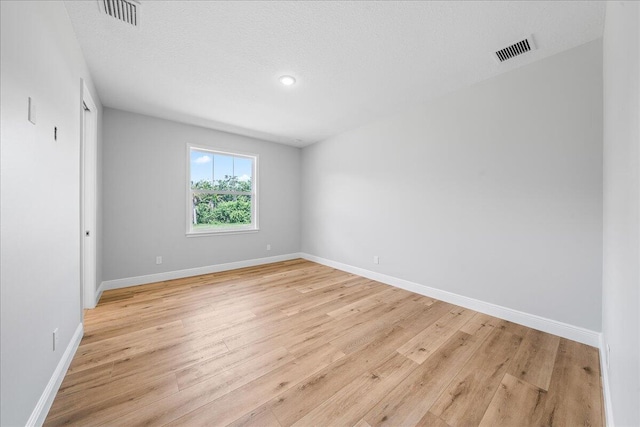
<box><xmin>100</xmin><ymin>0</ymin><xmax>139</xmax><ymax>26</ymax></box>
<box><xmin>493</xmin><ymin>36</ymin><xmax>536</xmax><ymax>63</ymax></box>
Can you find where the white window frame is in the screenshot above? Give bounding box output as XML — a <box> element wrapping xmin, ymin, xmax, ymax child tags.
<box><xmin>186</xmin><ymin>144</ymin><xmax>259</xmax><ymax>236</ymax></box>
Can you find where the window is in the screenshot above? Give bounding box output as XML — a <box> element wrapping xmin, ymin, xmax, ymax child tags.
<box><xmin>187</xmin><ymin>145</ymin><xmax>258</xmax><ymax>235</ymax></box>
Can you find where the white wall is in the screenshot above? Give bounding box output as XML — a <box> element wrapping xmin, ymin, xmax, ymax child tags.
<box><xmin>302</xmin><ymin>40</ymin><xmax>603</xmax><ymax>332</ymax></box>
<box><xmin>602</xmin><ymin>2</ymin><xmax>640</xmax><ymax>426</ymax></box>
<box><xmin>102</xmin><ymin>108</ymin><xmax>301</xmax><ymax>282</ymax></box>
<box><xmin>0</xmin><ymin>1</ymin><xmax>102</xmax><ymax>425</ymax></box>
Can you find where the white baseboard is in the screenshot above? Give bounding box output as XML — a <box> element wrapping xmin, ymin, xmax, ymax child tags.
<box><xmin>95</xmin><ymin>281</ymin><xmax>105</xmax><ymax>306</ymax></box>
<box><xmin>26</xmin><ymin>323</ymin><xmax>83</xmax><ymax>427</ymax></box>
<box><xmin>98</xmin><ymin>253</ymin><xmax>303</xmax><ymax>296</ymax></box>
<box><xmin>599</xmin><ymin>334</ymin><xmax>615</xmax><ymax>426</ymax></box>
<box><xmin>300</xmin><ymin>253</ymin><xmax>600</xmax><ymax>347</ymax></box>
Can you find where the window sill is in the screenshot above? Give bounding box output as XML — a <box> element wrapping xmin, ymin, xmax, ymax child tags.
<box><xmin>186</xmin><ymin>228</ymin><xmax>259</xmax><ymax>237</ymax></box>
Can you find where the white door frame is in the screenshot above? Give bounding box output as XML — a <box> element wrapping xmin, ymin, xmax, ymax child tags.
<box><xmin>80</xmin><ymin>80</ymin><xmax>98</xmax><ymax>310</ymax></box>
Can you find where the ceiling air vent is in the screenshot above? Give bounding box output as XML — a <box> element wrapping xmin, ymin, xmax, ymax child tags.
<box><xmin>100</xmin><ymin>0</ymin><xmax>139</xmax><ymax>26</ymax></box>
<box><xmin>493</xmin><ymin>36</ymin><xmax>536</xmax><ymax>63</ymax></box>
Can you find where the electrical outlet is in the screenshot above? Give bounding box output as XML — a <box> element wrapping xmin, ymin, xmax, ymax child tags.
<box><xmin>53</xmin><ymin>328</ymin><xmax>59</xmax><ymax>351</ymax></box>
<box><xmin>156</xmin><ymin>256</ymin><xmax>162</xmax><ymax>265</ymax></box>
<box><xmin>266</xmin><ymin>244</ymin><xmax>271</xmax><ymax>251</ymax></box>
<box><xmin>373</xmin><ymin>256</ymin><xmax>379</xmax><ymax>264</ymax></box>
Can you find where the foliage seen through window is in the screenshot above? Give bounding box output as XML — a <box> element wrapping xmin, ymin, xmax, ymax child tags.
<box><xmin>189</xmin><ymin>147</ymin><xmax>256</xmax><ymax>233</ymax></box>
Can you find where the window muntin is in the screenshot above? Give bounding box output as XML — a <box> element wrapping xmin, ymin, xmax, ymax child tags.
<box><xmin>187</xmin><ymin>146</ymin><xmax>257</xmax><ymax>234</ymax></box>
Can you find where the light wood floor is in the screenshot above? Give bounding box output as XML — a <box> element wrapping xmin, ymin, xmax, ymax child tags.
<box><xmin>45</xmin><ymin>259</ymin><xmax>604</xmax><ymax>427</ymax></box>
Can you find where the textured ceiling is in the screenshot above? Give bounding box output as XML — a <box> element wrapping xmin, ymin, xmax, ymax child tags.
<box><xmin>65</xmin><ymin>1</ymin><xmax>605</xmax><ymax>147</ymax></box>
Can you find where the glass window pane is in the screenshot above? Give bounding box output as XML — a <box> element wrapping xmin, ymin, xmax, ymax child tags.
<box><xmin>188</xmin><ymin>147</ymin><xmax>257</xmax><ymax>234</ymax></box>
<box><xmin>234</xmin><ymin>157</ymin><xmax>253</xmax><ymax>185</ymax></box>
<box><xmin>190</xmin><ymin>149</ymin><xmax>213</xmax><ymax>189</ymax></box>
<box><xmin>213</xmin><ymin>154</ymin><xmax>234</xmax><ymax>185</ymax></box>
<box><xmin>192</xmin><ymin>193</ymin><xmax>252</xmax><ymax>229</ymax></box>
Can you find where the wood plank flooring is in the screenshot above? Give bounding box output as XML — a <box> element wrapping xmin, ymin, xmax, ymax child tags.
<box><xmin>45</xmin><ymin>259</ymin><xmax>604</xmax><ymax>426</ymax></box>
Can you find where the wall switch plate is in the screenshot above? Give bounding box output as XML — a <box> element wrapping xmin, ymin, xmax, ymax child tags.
<box><xmin>28</xmin><ymin>97</ymin><xmax>36</xmax><ymax>124</ymax></box>
<box><xmin>607</xmin><ymin>344</ymin><xmax>611</xmax><ymax>369</ymax></box>
<box><xmin>266</xmin><ymin>244</ymin><xmax>271</xmax><ymax>251</ymax></box>
<box><xmin>53</xmin><ymin>328</ymin><xmax>59</xmax><ymax>351</ymax></box>
<box><xmin>156</xmin><ymin>256</ymin><xmax>162</xmax><ymax>265</ymax></box>
<box><xmin>373</xmin><ymin>256</ymin><xmax>379</xmax><ymax>264</ymax></box>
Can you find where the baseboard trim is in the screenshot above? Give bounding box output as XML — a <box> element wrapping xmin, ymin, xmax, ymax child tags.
<box><xmin>98</xmin><ymin>253</ymin><xmax>303</xmax><ymax>296</ymax></box>
<box><xmin>300</xmin><ymin>253</ymin><xmax>600</xmax><ymax>347</ymax></box>
<box><xmin>95</xmin><ymin>281</ymin><xmax>105</xmax><ymax>306</ymax></box>
<box><xmin>26</xmin><ymin>323</ymin><xmax>83</xmax><ymax>427</ymax></box>
<box><xmin>599</xmin><ymin>334</ymin><xmax>615</xmax><ymax>426</ymax></box>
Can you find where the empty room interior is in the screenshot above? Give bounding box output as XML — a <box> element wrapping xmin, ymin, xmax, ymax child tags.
<box><xmin>1</xmin><ymin>1</ymin><xmax>639</xmax><ymax>426</ymax></box>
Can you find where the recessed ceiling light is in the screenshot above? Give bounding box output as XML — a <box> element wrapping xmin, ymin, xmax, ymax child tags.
<box><xmin>279</xmin><ymin>75</ymin><xmax>296</xmax><ymax>86</ymax></box>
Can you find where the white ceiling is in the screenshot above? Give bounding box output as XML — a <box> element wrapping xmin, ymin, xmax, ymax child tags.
<box><xmin>65</xmin><ymin>1</ymin><xmax>605</xmax><ymax>147</ymax></box>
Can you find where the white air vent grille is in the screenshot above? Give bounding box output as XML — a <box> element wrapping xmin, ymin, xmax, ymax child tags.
<box><xmin>101</xmin><ymin>0</ymin><xmax>139</xmax><ymax>26</ymax></box>
<box><xmin>493</xmin><ymin>36</ymin><xmax>536</xmax><ymax>63</ymax></box>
